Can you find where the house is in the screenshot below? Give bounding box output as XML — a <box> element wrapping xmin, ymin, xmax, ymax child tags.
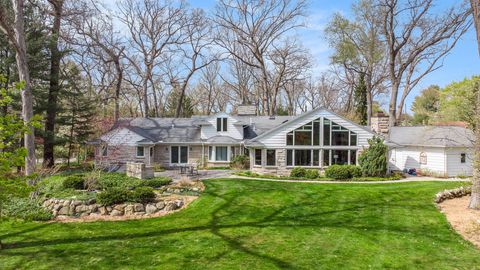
<box><xmin>90</xmin><ymin>107</ymin><xmax>375</xmax><ymax>174</ymax></box>
<box><xmin>386</xmin><ymin>125</ymin><xmax>474</xmax><ymax>177</ymax></box>
<box><xmin>90</xmin><ymin>106</ymin><xmax>475</xmax><ymax>178</ymax></box>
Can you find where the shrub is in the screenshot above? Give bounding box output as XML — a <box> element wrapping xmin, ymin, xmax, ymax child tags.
<box><xmin>230</xmin><ymin>155</ymin><xmax>250</xmax><ymax>169</ymax></box>
<box><xmin>349</xmin><ymin>166</ymin><xmax>363</xmax><ymax>178</ymax></box>
<box><xmin>325</xmin><ymin>165</ymin><xmax>351</xmax><ymax>180</ymax></box>
<box><xmin>358</xmin><ymin>136</ymin><xmax>388</xmax><ymax>177</ymax></box>
<box><xmin>139</xmin><ymin>177</ymin><xmax>172</xmax><ymax>188</ymax></box>
<box><xmin>97</xmin><ymin>188</ymin><xmax>130</xmax><ymax>206</ymax></box>
<box><xmin>305</xmin><ymin>169</ymin><xmax>320</xmax><ymax>179</ymax></box>
<box><xmin>3</xmin><ymin>197</ymin><xmax>53</xmax><ymax>221</ymax></box>
<box><xmin>130</xmin><ymin>187</ymin><xmax>156</xmax><ymax>203</ymax></box>
<box><xmin>98</xmin><ymin>173</ymin><xmax>142</xmax><ymax>190</ymax></box>
<box><xmin>62</xmin><ymin>175</ymin><xmax>85</xmax><ymax>190</ymax></box>
<box><xmin>290</xmin><ymin>167</ymin><xmax>307</xmax><ymax>178</ymax></box>
<box><xmin>84</xmin><ymin>171</ymin><xmax>101</xmax><ymax>191</ymax></box>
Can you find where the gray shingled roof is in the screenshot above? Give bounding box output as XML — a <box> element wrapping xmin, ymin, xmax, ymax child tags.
<box><xmin>236</xmin><ymin>116</ymin><xmax>295</xmax><ymax>139</ymax></box>
<box><xmin>388</xmin><ymin>126</ymin><xmax>474</xmax><ymax>147</ymax></box>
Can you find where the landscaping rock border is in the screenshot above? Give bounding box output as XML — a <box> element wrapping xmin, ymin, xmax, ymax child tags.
<box><xmin>435</xmin><ymin>186</ymin><xmax>471</xmax><ymax>203</ymax></box>
<box><xmin>42</xmin><ymin>198</ymin><xmax>185</xmax><ymax>218</ymax></box>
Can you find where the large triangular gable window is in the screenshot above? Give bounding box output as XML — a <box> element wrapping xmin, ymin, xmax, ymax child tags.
<box><xmin>286</xmin><ymin>117</ymin><xmax>357</xmax><ymax>146</ymax></box>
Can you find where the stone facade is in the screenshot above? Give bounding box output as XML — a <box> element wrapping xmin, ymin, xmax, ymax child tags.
<box><xmin>371</xmin><ymin>112</ymin><xmax>389</xmax><ymax>136</ymax></box>
<box><xmin>126</xmin><ymin>162</ymin><xmax>154</xmax><ymax>179</ymax></box>
<box><xmin>42</xmin><ymin>198</ymin><xmax>186</xmax><ymax>218</ymax></box>
<box><xmin>251</xmin><ymin>149</ymin><xmax>291</xmax><ymax>176</ymax></box>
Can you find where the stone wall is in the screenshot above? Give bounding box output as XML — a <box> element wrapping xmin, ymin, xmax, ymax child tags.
<box><xmin>42</xmin><ymin>198</ymin><xmax>185</xmax><ymax>218</ymax></box>
<box><xmin>126</xmin><ymin>162</ymin><xmax>154</xmax><ymax>179</ymax></box>
<box><xmin>251</xmin><ymin>149</ymin><xmax>291</xmax><ymax>176</ymax></box>
<box><xmin>435</xmin><ymin>186</ymin><xmax>471</xmax><ymax>203</ymax></box>
<box><xmin>371</xmin><ymin>113</ymin><xmax>389</xmax><ymax>136</ymax></box>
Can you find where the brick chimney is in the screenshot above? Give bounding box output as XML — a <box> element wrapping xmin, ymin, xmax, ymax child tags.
<box><xmin>370</xmin><ymin>112</ymin><xmax>389</xmax><ymax>136</ymax></box>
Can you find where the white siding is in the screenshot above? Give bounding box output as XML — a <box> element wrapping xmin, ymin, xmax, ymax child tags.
<box><xmin>200</xmin><ymin>113</ymin><xmax>244</xmax><ymax>140</ymax></box>
<box><xmin>388</xmin><ymin>146</ymin><xmax>446</xmax><ymax>176</ymax></box>
<box><xmin>446</xmin><ymin>148</ymin><xmax>473</xmax><ymax>177</ymax></box>
<box><xmin>257</xmin><ymin>109</ymin><xmax>373</xmax><ymax>148</ymax></box>
<box><xmin>100</xmin><ymin>127</ymin><xmax>146</xmax><ymax>146</ymax></box>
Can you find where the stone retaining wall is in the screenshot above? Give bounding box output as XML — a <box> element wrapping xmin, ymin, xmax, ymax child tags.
<box><xmin>126</xmin><ymin>162</ymin><xmax>154</xmax><ymax>179</ymax></box>
<box><xmin>42</xmin><ymin>198</ymin><xmax>185</xmax><ymax>218</ymax></box>
<box><xmin>435</xmin><ymin>186</ymin><xmax>471</xmax><ymax>203</ymax></box>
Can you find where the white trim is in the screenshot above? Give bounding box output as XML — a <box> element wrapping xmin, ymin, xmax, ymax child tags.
<box><xmin>208</xmin><ymin>145</ymin><xmax>231</xmax><ymax>162</ymax></box>
<box><xmin>136</xmin><ymin>146</ymin><xmax>145</xmax><ymax>158</ymax></box>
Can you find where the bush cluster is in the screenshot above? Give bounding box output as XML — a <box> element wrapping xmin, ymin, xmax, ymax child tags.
<box><xmin>139</xmin><ymin>177</ymin><xmax>172</xmax><ymax>188</ymax></box>
<box><xmin>62</xmin><ymin>175</ymin><xmax>85</xmax><ymax>190</ymax></box>
<box><xmin>325</xmin><ymin>165</ymin><xmax>362</xmax><ymax>180</ymax></box>
<box><xmin>230</xmin><ymin>155</ymin><xmax>250</xmax><ymax>170</ymax></box>
<box><xmin>3</xmin><ymin>197</ymin><xmax>53</xmax><ymax>221</ymax></box>
<box><xmin>290</xmin><ymin>168</ymin><xmax>320</xmax><ymax>179</ymax></box>
<box><xmin>97</xmin><ymin>187</ymin><xmax>156</xmax><ymax>206</ymax></box>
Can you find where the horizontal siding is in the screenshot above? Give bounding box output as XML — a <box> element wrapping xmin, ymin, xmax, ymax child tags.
<box><xmin>201</xmin><ymin>113</ymin><xmax>244</xmax><ymax>140</ymax></box>
<box><xmin>101</xmin><ymin>128</ymin><xmax>146</xmax><ymax>146</ymax></box>
<box><xmin>257</xmin><ymin>110</ymin><xmax>373</xmax><ymax>148</ymax></box>
<box><xmin>446</xmin><ymin>148</ymin><xmax>473</xmax><ymax>177</ymax></box>
<box><xmin>389</xmin><ymin>146</ymin><xmax>446</xmax><ymax>175</ymax></box>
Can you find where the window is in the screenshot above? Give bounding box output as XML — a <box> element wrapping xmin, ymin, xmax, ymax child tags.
<box><xmin>287</xmin><ymin>149</ymin><xmax>293</xmax><ymax>166</ymax></box>
<box><xmin>266</xmin><ymin>150</ymin><xmax>276</xmax><ymax>166</ymax></box>
<box><xmin>215</xmin><ymin>146</ymin><xmax>228</xmax><ymax>161</ymax></box>
<box><xmin>102</xmin><ymin>145</ymin><xmax>108</xmax><ymax>157</ymax></box>
<box><xmin>255</xmin><ymin>149</ymin><xmax>262</xmax><ymax>166</ymax></box>
<box><xmin>294</xmin><ymin>131</ymin><xmax>312</xmax><ymax>145</ymax></box>
<box><xmin>136</xmin><ymin>146</ymin><xmax>145</xmax><ymax>157</ymax></box>
<box><xmin>332</xmin><ymin>150</ymin><xmax>349</xmax><ymax>165</ymax></box>
<box><xmin>350</xmin><ymin>133</ymin><xmax>357</xmax><ymax>146</ymax></box>
<box><xmin>171</xmin><ymin>146</ymin><xmax>188</xmax><ymax>164</ymax></box>
<box><xmin>323</xmin><ymin>119</ymin><xmax>331</xmax><ymax>145</ymax></box>
<box><xmin>208</xmin><ymin>146</ymin><xmax>213</xmax><ymax>161</ymax></box>
<box><xmin>350</xmin><ymin>150</ymin><xmax>357</xmax><ymax>165</ymax></box>
<box><xmin>313</xmin><ymin>120</ymin><xmax>320</xmax><ymax>145</ymax></box>
<box><xmin>294</xmin><ymin>150</ymin><xmax>311</xmax><ymax>166</ymax></box>
<box><xmin>150</xmin><ymin>147</ymin><xmax>153</xmax><ymax>157</ymax></box>
<box><xmin>287</xmin><ymin>131</ymin><xmax>293</xmax><ymax>145</ymax></box>
<box><xmin>323</xmin><ymin>150</ymin><xmax>330</xmax><ymax>166</ymax></box>
<box><xmin>217</xmin><ymin>117</ymin><xmax>227</xmax><ymax>132</ymax></box>
<box><xmin>285</xmin><ymin>118</ymin><xmax>320</xmax><ymax>146</ymax></box>
<box><xmin>420</xmin><ymin>152</ymin><xmax>427</xmax><ymax>165</ymax></box>
<box><xmin>461</xmin><ymin>153</ymin><xmax>466</xmax><ymax>163</ymax></box>
<box><xmin>313</xmin><ymin>150</ymin><xmax>320</xmax><ymax>166</ymax></box>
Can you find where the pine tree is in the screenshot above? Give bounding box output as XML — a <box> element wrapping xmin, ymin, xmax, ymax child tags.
<box><xmin>56</xmin><ymin>63</ymin><xmax>96</xmax><ymax>166</ymax></box>
<box><xmin>165</xmin><ymin>90</ymin><xmax>194</xmax><ymax>118</ymax></box>
<box><xmin>354</xmin><ymin>74</ymin><xmax>368</xmax><ymax>125</ymax></box>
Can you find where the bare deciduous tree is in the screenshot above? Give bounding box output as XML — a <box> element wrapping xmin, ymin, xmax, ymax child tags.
<box><xmin>0</xmin><ymin>0</ymin><xmax>36</xmax><ymax>175</ymax></box>
<box><xmin>214</xmin><ymin>0</ymin><xmax>308</xmax><ymax>115</ymax></box>
<box><xmin>379</xmin><ymin>0</ymin><xmax>472</xmax><ymax>128</ymax></box>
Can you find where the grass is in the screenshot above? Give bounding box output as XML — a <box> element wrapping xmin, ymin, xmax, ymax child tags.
<box><xmin>0</xmin><ymin>179</ymin><xmax>479</xmax><ymax>269</ymax></box>
<box><xmin>234</xmin><ymin>171</ymin><xmax>404</xmax><ymax>182</ymax></box>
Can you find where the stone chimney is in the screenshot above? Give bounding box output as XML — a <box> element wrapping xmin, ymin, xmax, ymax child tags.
<box><xmin>237</xmin><ymin>105</ymin><xmax>257</xmax><ymax>116</ymax></box>
<box><xmin>370</xmin><ymin>112</ymin><xmax>389</xmax><ymax>136</ymax></box>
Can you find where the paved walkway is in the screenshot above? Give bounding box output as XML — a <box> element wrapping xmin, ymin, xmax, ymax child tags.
<box><xmin>224</xmin><ymin>175</ymin><xmax>471</xmax><ymax>184</ymax></box>
<box><xmin>155</xmin><ymin>170</ymin><xmax>233</xmax><ymax>182</ymax></box>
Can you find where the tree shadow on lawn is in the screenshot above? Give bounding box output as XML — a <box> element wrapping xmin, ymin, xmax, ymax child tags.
<box><xmin>0</xmin><ymin>183</ymin><xmax>472</xmax><ymax>269</ymax></box>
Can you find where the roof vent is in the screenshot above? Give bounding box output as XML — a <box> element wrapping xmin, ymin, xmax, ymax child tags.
<box><xmin>269</xmin><ymin>115</ymin><xmax>276</xmax><ymax>120</ymax></box>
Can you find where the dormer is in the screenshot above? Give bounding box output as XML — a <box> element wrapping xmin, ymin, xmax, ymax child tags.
<box><xmin>200</xmin><ymin>112</ymin><xmax>244</xmax><ymax>140</ymax></box>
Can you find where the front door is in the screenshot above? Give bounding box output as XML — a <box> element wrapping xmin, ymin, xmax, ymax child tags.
<box><xmin>171</xmin><ymin>146</ymin><xmax>188</xmax><ymax>164</ymax></box>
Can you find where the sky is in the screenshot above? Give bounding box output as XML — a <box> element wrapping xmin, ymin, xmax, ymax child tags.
<box><xmin>105</xmin><ymin>0</ymin><xmax>480</xmax><ymax>113</ymax></box>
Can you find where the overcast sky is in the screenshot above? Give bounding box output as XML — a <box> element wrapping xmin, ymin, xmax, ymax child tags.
<box><xmin>104</xmin><ymin>0</ymin><xmax>480</xmax><ymax>113</ymax></box>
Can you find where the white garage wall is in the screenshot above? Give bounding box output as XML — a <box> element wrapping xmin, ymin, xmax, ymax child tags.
<box><xmin>388</xmin><ymin>146</ymin><xmax>446</xmax><ymax>176</ymax></box>
<box><xmin>446</xmin><ymin>148</ymin><xmax>473</xmax><ymax>177</ymax></box>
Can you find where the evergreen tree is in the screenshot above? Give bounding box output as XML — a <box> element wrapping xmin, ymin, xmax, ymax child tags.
<box><xmin>165</xmin><ymin>90</ymin><xmax>194</xmax><ymax>118</ymax></box>
<box><xmin>56</xmin><ymin>63</ymin><xmax>96</xmax><ymax>166</ymax></box>
<box><xmin>354</xmin><ymin>74</ymin><xmax>368</xmax><ymax>125</ymax></box>
<box><xmin>358</xmin><ymin>136</ymin><xmax>388</xmax><ymax>177</ymax></box>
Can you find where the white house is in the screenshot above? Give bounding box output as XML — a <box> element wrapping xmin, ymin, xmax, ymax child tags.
<box><xmin>386</xmin><ymin>126</ymin><xmax>474</xmax><ymax>177</ymax></box>
<box><xmin>90</xmin><ymin>106</ymin><xmax>475</xmax><ymax>178</ymax></box>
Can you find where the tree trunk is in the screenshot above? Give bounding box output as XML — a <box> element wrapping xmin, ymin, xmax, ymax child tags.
<box><xmin>114</xmin><ymin>59</ymin><xmax>122</xmax><ymax>122</ymax></box>
<box><xmin>13</xmin><ymin>0</ymin><xmax>35</xmax><ymax>175</ymax></box>
<box><xmin>388</xmin><ymin>81</ymin><xmax>400</xmax><ymax>130</ymax></box>
<box><xmin>469</xmin><ymin>0</ymin><xmax>480</xmax><ymax>209</ymax></box>
<box><xmin>469</xmin><ymin>84</ymin><xmax>480</xmax><ymax>209</ymax></box>
<box><xmin>43</xmin><ymin>0</ymin><xmax>64</xmax><ymax>167</ymax></box>
<box><xmin>366</xmin><ymin>90</ymin><xmax>373</xmax><ymax>126</ymax></box>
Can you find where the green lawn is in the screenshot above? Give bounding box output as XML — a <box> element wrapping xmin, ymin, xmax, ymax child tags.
<box><xmin>0</xmin><ymin>179</ymin><xmax>478</xmax><ymax>269</ymax></box>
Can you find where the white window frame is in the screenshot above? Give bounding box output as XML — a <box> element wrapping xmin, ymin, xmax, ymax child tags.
<box><xmin>208</xmin><ymin>145</ymin><xmax>231</xmax><ymax>162</ymax></box>
<box><xmin>217</xmin><ymin>117</ymin><xmax>228</xmax><ymax>132</ymax></box>
<box><xmin>101</xmin><ymin>145</ymin><xmax>108</xmax><ymax>157</ymax></box>
<box><xmin>136</xmin><ymin>146</ymin><xmax>145</xmax><ymax>157</ymax></box>
<box><xmin>254</xmin><ymin>149</ymin><xmax>263</xmax><ymax>166</ymax></box>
